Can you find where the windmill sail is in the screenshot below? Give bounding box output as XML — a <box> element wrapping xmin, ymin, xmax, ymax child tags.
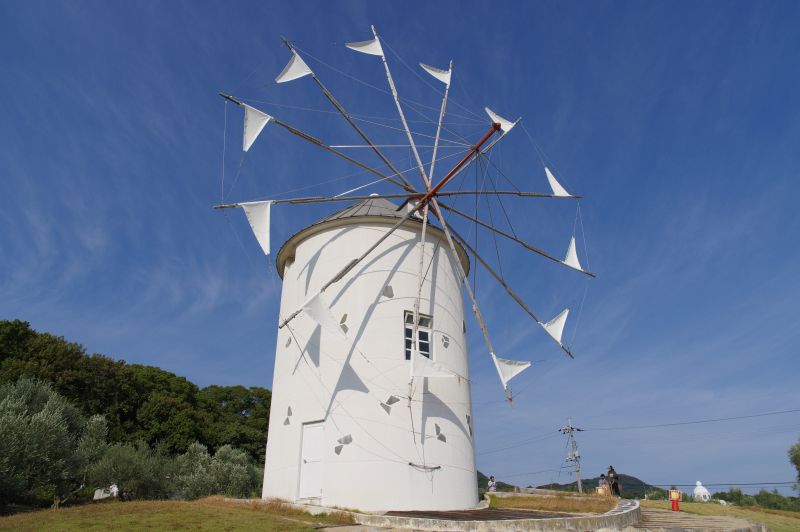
<box><xmin>240</xmin><ymin>201</ymin><xmax>272</xmax><ymax>256</ymax></box>
<box><xmin>563</xmin><ymin>236</ymin><xmax>584</xmax><ymax>271</ymax></box>
<box><xmin>484</xmin><ymin>107</ymin><xmax>517</xmax><ymax>134</ymax></box>
<box><xmin>490</xmin><ymin>352</ymin><xmax>531</xmax><ymax>389</ymax></box>
<box><xmin>345</xmin><ymin>38</ymin><xmax>384</xmax><ymax>56</ymax></box>
<box><xmin>420</xmin><ymin>62</ymin><xmax>451</xmax><ymax>85</ymax></box>
<box><xmin>545</xmin><ymin>167</ymin><xmax>572</xmax><ymax>197</ymax></box>
<box><xmin>275</xmin><ymin>51</ymin><xmax>313</xmax><ymax>83</ymax></box>
<box><xmin>242</xmin><ymin>104</ymin><xmax>272</xmax><ymax>152</ymax></box>
<box><xmin>542</xmin><ymin>308</ymin><xmax>569</xmax><ymax>344</ymax></box>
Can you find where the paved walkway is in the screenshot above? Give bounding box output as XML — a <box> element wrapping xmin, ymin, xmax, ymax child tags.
<box><xmin>385</xmin><ymin>508</ymin><xmax>578</xmax><ymax>521</ymax></box>
<box><xmin>632</xmin><ymin>508</ymin><xmax>767</xmax><ymax>531</ymax></box>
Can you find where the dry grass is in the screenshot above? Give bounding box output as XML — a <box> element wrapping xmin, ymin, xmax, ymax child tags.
<box><xmin>488</xmin><ymin>493</ymin><xmax>617</xmax><ymax>514</ymax></box>
<box><xmin>0</xmin><ymin>496</ymin><xmax>355</xmax><ymax>531</ymax></box>
<box><xmin>641</xmin><ymin>499</ymin><xmax>800</xmax><ymax>532</ymax></box>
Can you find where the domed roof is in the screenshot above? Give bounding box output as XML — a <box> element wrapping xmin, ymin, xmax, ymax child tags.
<box><xmin>275</xmin><ymin>196</ymin><xmax>469</xmax><ymax>278</ymax></box>
<box><xmin>322</xmin><ymin>196</ymin><xmax>408</xmax><ymax>221</ymax></box>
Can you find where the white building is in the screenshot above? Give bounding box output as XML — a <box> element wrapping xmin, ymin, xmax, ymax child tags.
<box><xmin>261</xmin><ymin>197</ymin><xmax>478</xmax><ymax>511</ymax></box>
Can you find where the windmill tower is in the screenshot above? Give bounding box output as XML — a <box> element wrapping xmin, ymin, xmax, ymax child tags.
<box><xmin>262</xmin><ymin>196</ymin><xmax>478</xmax><ymax>511</ymax></box>
<box><xmin>216</xmin><ymin>24</ymin><xmax>596</xmax><ymax>513</ymax></box>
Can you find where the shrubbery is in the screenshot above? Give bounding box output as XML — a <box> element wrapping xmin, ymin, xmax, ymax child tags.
<box><xmin>0</xmin><ymin>378</ymin><xmax>262</xmax><ymax>511</ymax></box>
<box><xmin>0</xmin><ymin>320</ymin><xmax>271</xmax><ymax>461</ymax></box>
<box><xmin>172</xmin><ymin>442</ymin><xmax>261</xmax><ymax>500</ymax></box>
<box><xmin>713</xmin><ymin>487</ymin><xmax>800</xmax><ymax>512</ymax></box>
<box><xmin>0</xmin><ymin>379</ymin><xmax>107</xmax><ymax>509</ymax></box>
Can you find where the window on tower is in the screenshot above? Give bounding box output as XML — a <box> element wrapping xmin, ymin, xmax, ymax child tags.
<box><xmin>404</xmin><ymin>311</ymin><xmax>433</xmax><ymax>360</ymax></box>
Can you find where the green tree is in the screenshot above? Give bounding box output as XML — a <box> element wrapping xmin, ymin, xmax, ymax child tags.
<box><xmin>209</xmin><ymin>445</ymin><xmax>261</xmax><ymax>498</ymax></box>
<box><xmin>172</xmin><ymin>442</ymin><xmax>260</xmax><ymax>499</ymax></box>
<box><xmin>197</xmin><ymin>385</ymin><xmax>271</xmax><ymax>462</ymax></box>
<box><xmin>0</xmin><ymin>378</ymin><xmax>108</xmax><ymax>509</ymax></box>
<box><xmin>789</xmin><ymin>438</ymin><xmax>800</xmax><ymax>494</ymax></box>
<box><xmin>137</xmin><ymin>392</ymin><xmax>203</xmax><ymax>454</ymax></box>
<box><xmin>88</xmin><ymin>441</ymin><xmax>171</xmax><ymax>500</ymax></box>
<box><xmin>172</xmin><ymin>442</ymin><xmax>215</xmax><ymax>500</ymax></box>
<box><xmin>0</xmin><ymin>320</ymin><xmax>272</xmax><ymax>463</ymax></box>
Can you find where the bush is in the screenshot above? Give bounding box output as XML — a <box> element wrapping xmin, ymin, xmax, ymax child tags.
<box><xmin>88</xmin><ymin>441</ymin><xmax>171</xmax><ymax>500</ymax></box>
<box><xmin>172</xmin><ymin>442</ymin><xmax>260</xmax><ymax>499</ymax></box>
<box><xmin>0</xmin><ymin>378</ymin><xmax>107</xmax><ymax>509</ymax></box>
<box><xmin>790</xmin><ymin>439</ymin><xmax>800</xmax><ymax>490</ymax></box>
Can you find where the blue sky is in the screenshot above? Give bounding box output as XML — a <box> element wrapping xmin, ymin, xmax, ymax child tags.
<box><xmin>2</xmin><ymin>1</ymin><xmax>799</xmax><ymax>493</ymax></box>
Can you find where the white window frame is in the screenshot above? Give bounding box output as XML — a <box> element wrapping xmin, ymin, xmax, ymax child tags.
<box><xmin>404</xmin><ymin>311</ymin><xmax>433</xmax><ymax>361</ymax></box>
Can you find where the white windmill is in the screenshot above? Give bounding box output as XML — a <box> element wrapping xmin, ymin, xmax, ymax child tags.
<box><xmin>215</xmin><ymin>26</ymin><xmax>594</xmax><ymax>511</ymax></box>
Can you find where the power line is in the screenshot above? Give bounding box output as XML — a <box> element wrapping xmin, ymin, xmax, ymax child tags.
<box><xmin>477</xmin><ymin>432</ymin><xmax>559</xmax><ymax>456</ymax></box>
<box><xmin>494</xmin><ymin>469</ymin><xmax>561</xmax><ymax>480</ymax></box>
<box><xmin>583</xmin><ymin>408</ymin><xmax>800</xmax><ymax>431</ymax></box>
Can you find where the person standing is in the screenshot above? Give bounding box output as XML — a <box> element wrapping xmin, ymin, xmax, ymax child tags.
<box><xmin>488</xmin><ymin>476</ymin><xmax>497</xmax><ymax>492</ymax></box>
<box><xmin>607</xmin><ymin>466</ymin><xmax>621</xmax><ymax>497</ymax></box>
<box><xmin>598</xmin><ymin>474</ymin><xmax>610</xmax><ymax>496</ymax></box>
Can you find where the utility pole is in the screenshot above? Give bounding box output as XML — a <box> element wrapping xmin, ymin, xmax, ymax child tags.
<box><xmin>559</xmin><ymin>418</ymin><xmax>584</xmax><ymax>493</ymax></box>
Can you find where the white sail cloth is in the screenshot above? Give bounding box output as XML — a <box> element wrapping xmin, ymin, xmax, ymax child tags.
<box><xmin>420</xmin><ymin>63</ymin><xmax>451</xmax><ymax>85</ymax></box>
<box><xmin>302</xmin><ymin>293</ymin><xmax>346</xmax><ymax>338</ymax></box>
<box><xmin>345</xmin><ymin>38</ymin><xmax>384</xmax><ymax>56</ymax></box>
<box><xmin>490</xmin><ymin>352</ymin><xmax>530</xmax><ymax>389</ymax></box>
<box><xmin>545</xmin><ymin>167</ymin><xmax>572</xmax><ymax>197</ymax></box>
<box><xmin>240</xmin><ymin>201</ymin><xmax>272</xmax><ymax>256</ymax></box>
<box><xmin>484</xmin><ymin>107</ymin><xmax>517</xmax><ymax>134</ymax></box>
<box><xmin>275</xmin><ymin>51</ymin><xmax>313</xmax><ymax>83</ymax></box>
<box><xmin>242</xmin><ymin>104</ymin><xmax>272</xmax><ymax>152</ymax></box>
<box><xmin>542</xmin><ymin>308</ymin><xmax>569</xmax><ymax>344</ymax></box>
<box><xmin>563</xmin><ymin>236</ymin><xmax>584</xmax><ymax>272</ymax></box>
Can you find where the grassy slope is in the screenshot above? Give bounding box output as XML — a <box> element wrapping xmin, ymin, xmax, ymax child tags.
<box><xmin>641</xmin><ymin>500</ymin><xmax>800</xmax><ymax>532</ymax></box>
<box><xmin>538</xmin><ymin>474</ymin><xmax>654</xmax><ymax>497</ymax></box>
<box><xmin>0</xmin><ymin>497</ymin><xmax>354</xmax><ymax>531</ymax></box>
<box><xmin>489</xmin><ymin>493</ymin><xmax>617</xmax><ymax>514</ymax></box>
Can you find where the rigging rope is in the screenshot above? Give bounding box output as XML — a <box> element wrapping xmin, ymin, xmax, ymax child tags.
<box><xmin>291</xmin><ymin>43</ymin><xmax>483</xmax><ymax>124</ymax></box>
<box><xmin>242</xmin><ymin>97</ymin><xmax>471</xmax><ymax>147</ymax></box>
<box><xmin>221</xmin><ymin>101</ymin><xmax>228</xmax><ymax>203</ymax></box>
<box><xmin>480</xmin><ymin>157</ymin><xmax>507</xmax><ymax>281</ymax></box>
<box><xmin>379</xmin><ymin>35</ymin><xmax>487</xmax><ymax>123</ymax></box>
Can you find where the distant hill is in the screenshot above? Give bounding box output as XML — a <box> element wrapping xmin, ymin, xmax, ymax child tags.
<box><xmin>538</xmin><ymin>474</ymin><xmax>659</xmax><ymax>498</ymax></box>
<box><xmin>477</xmin><ymin>470</ymin><xmax>516</xmax><ymax>492</ymax></box>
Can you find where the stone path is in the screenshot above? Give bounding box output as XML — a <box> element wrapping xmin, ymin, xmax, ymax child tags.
<box><xmin>385</xmin><ymin>508</ymin><xmax>576</xmax><ymax>520</ymax></box>
<box><xmin>631</xmin><ymin>508</ymin><xmax>768</xmax><ymax>531</ymax></box>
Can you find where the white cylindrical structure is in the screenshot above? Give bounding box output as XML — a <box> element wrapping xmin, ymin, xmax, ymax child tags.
<box><xmin>262</xmin><ymin>198</ymin><xmax>478</xmax><ymax>511</ymax></box>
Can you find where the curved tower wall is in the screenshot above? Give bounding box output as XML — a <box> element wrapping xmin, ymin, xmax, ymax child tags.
<box><xmin>261</xmin><ymin>218</ymin><xmax>478</xmax><ymax>511</ymax></box>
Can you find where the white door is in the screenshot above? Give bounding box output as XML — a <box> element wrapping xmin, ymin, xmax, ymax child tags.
<box><xmin>298</xmin><ymin>422</ymin><xmax>323</xmax><ymax>499</ymax></box>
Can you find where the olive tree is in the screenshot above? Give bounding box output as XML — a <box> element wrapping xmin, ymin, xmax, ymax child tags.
<box><xmin>790</xmin><ymin>438</ymin><xmax>800</xmax><ymax>492</ymax></box>
<box><xmin>0</xmin><ymin>378</ymin><xmax>108</xmax><ymax>509</ymax></box>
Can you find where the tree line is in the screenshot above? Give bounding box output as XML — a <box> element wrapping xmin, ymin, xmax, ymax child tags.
<box><xmin>1</xmin><ymin>378</ymin><xmax>261</xmax><ymax>510</ymax></box>
<box><xmin>0</xmin><ymin>320</ymin><xmax>271</xmax><ymax>463</ymax></box>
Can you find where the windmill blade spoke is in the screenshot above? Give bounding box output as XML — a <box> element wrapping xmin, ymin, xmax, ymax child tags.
<box><xmin>426</xmin><ymin>60</ymin><xmax>453</xmax><ymax>185</ymax></box>
<box><xmin>280</xmin><ymin>37</ymin><xmax>415</xmax><ymax>190</ymax></box>
<box><xmin>369</xmin><ymin>25</ymin><xmax>428</xmax><ymax>187</ymax></box>
<box><xmin>270</xmin><ymin>116</ymin><xmax>415</xmax><ymax>193</ymax></box>
<box><xmin>437</xmin><ymin>201</ymin><xmax>596</xmax><ymax>278</ymax></box>
<box><xmin>215</xmin><ymin>193</ymin><xmax>419</xmax><ymax>209</ymax></box>
<box><xmin>218</xmin><ymin>92</ymin><xmax>415</xmax><ymax>193</ymax></box>
<box><xmin>409</xmin><ymin>203</ymin><xmax>430</xmax><ymax>386</ymax></box>
<box><xmin>438</xmin><ymin>190</ymin><xmax>582</xmax><ymax>199</ymax></box>
<box><xmin>278</xmin><ymin>204</ymin><xmax>422</xmax><ymax>330</ymax></box>
<box><xmin>448</xmin><ymin>224</ymin><xmax>573</xmax><ymax>358</ymax></box>
<box><xmin>427</xmin><ymin>198</ymin><xmax>510</xmax><ymax>398</ymax></box>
